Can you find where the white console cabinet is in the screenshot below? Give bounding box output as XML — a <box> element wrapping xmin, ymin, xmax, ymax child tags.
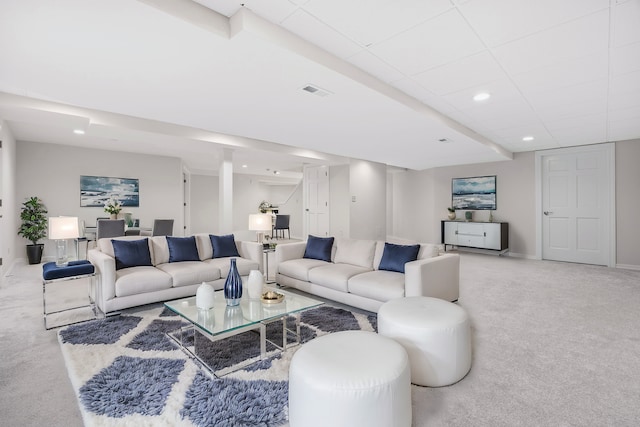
<box><xmin>441</xmin><ymin>221</ymin><xmax>508</xmax><ymax>252</ymax></box>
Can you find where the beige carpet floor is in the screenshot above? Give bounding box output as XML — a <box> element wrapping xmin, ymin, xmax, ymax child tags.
<box><xmin>1</xmin><ymin>253</ymin><xmax>639</xmax><ymax>426</ymax></box>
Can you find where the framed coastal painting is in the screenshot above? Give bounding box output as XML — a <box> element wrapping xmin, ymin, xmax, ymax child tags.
<box><xmin>451</xmin><ymin>175</ymin><xmax>496</xmax><ymax>210</ymax></box>
<box><xmin>80</xmin><ymin>175</ymin><xmax>139</xmax><ymax>207</ymax></box>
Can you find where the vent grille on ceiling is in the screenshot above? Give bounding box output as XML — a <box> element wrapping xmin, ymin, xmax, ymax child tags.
<box><xmin>302</xmin><ymin>84</ymin><xmax>332</xmax><ymax>97</ymax></box>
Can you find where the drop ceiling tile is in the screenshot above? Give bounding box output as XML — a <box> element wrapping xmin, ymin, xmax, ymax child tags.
<box><xmin>608</xmin><ymin>116</ymin><xmax>640</xmax><ymax>141</ymax></box>
<box><xmin>610</xmin><ymin>42</ymin><xmax>640</xmax><ymax>75</ymax></box>
<box><xmin>608</xmin><ymin>105</ymin><xmax>640</xmax><ymax>122</ymax></box>
<box><xmin>368</xmin><ymin>9</ymin><xmax>485</xmax><ymax>76</ymax></box>
<box><xmin>281</xmin><ymin>9</ymin><xmax>362</xmax><ymax>59</ymax></box>
<box><xmin>346</xmin><ymin>50</ymin><xmax>406</xmax><ymax>83</ymax></box>
<box><xmin>550</xmin><ymin>123</ymin><xmax>608</xmax><ymax>146</ymax></box>
<box><xmin>442</xmin><ymin>78</ymin><xmax>522</xmax><ymax>111</ymax></box>
<box><xmin>491</xmin><ymin>123</ymin><xmax>554</xmax><ymax>144</ymax></box>
<box><xmin>524</xmin><ymin>79</ymin><xmax>608</xmax><ymax>112</ymax></box>
<box><xmin>512</xmin><ymin>51</ymin><xmax>608</xmax><ymax>95</ymax></box>
<box><xmin>612</xmin><ymin>0</ymin><xmax>640</xmax><ymax>46</ymax></box>
<box><xmin>412</xmin><ymin>51</ymin><xmax>508</xmax><ymax>96</ymax></box>
<box><xmin>303</xmin><ymin>0</ymin><xmax>454</xmax><ymax>46</ymax></box>
<box><xmin>456</xmin><ymin>0</ymin><xmax>609</xmax><ymax>48</ymax></box>
<box><xmin>492</xmin><ymin>9</ymin><xmax>609</xmax><ymax>75</ymax></box>
<box><xmin>545</xmin><ymin>113</ymin><xmax>608</xmax><ymax>132</ymax></box>
<box><xmin>610</xmin><ymin>69</ymin><xmax>640</xmax><ymax>94</ymax></box>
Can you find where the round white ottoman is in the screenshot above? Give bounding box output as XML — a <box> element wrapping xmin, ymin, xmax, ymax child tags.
<box><xmin>378</xmin><ymin>296</ymin><xmax>471</xmax><ymax>387</ymax></box>
<box><xmin>288</xmin><ymin>330</ymin><xmax>411</xmax><ymax>427</ymax></box>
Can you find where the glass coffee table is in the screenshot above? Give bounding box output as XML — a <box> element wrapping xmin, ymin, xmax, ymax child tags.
<box><xmin>164</xmin><ymin>288</ymin><xmax>323</xmax><ymax>377</ymax></box>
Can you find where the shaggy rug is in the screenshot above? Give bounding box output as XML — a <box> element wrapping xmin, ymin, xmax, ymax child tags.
<box><xmin>58</xmin><ymin>304</ymin><xmax>377</xmax><ymax>427</ymax></box>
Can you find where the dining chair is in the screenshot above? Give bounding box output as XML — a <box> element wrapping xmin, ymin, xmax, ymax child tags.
<box><xmin>96</xmin><ymin>219</ymin><xmax>125</xmax><ymax>240</ymax></box>
<box><xmin>141</xmin><ymin>219</ymin><xmax>174</xmax><ymax>237</ymax></box>
<box><xmin>272</xmin><ymin>214</ymin><xmax>290</xmax><ymax>239</ymax></box>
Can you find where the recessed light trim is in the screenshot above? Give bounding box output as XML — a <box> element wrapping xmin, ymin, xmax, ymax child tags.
<box><xmin>73</xmin><ymin>129</ymin><xmax>85</xmax><ymax>135</ymax></box>
<box><xmin>473</xmin><ymin>92</ymin><xmax>491</xmax><ymax>102</ymax></box>
<box><xmin>522</xmin><ymin>136</ymin><xmax>534</xmax><ymax>142</ymax></box>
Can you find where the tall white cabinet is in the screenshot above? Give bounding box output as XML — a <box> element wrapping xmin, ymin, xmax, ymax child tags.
<box><xmin>441</xmin><ymin>221</ymin><xmax>509</xmax><ymax>252</ymax></box>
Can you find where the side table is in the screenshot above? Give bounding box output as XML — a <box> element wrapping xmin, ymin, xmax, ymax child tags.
<box><xmin>42</xmin><ymin>260</ymin><xmax>98</xmax><ymax>330</ymax></box>
<box><xmin>263</xmin><ymin>248</ymin><xmax>276</xmax><ymax>284</ymax></box>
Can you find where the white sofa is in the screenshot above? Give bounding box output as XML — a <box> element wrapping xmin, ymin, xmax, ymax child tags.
<box><xmin>88</xmin><ymin>234</ymin><xmax>262</xmax><ymax>314</ymax></box>
<box><xmin>275</xmin><ymin>238</ymin><xmax>460</xmax><ymax>313</ymax></box>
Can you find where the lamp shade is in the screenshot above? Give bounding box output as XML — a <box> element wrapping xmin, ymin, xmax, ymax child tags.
<box><xmin>248</xmin><ymin>213</ymin><xmax>272</xmax><ymax>231</ymax></box>
<box><xmin>49</xmin><ymin>216</ymin><xmax>80</xmax><ymax>240</ymax></box>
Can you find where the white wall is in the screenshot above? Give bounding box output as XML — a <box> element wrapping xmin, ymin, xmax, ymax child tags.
<box><xmin>16</xmin><ymin>141</ymin><xmax>184</xmax><ymax>261</ymax></box>
<box><xmin>0</xmin><ymin>121</ymin><xmax>17</xmax><ymax>275</ymax></box>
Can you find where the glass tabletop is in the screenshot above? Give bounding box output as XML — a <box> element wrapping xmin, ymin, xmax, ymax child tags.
<box><xmin>164</xmin><ymin>288</ymin><xmax>323</xmax><ymax>336</ymax></box>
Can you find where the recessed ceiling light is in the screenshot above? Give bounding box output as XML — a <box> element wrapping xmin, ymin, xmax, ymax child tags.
<box><xmin>73</xmin><ymin>129</ymin><xmax>85</xmax><ymax>135</ymax></box>
<box><xmin>473</xmin><ymin>92</ymin><xmax>491</xmax><ymax>102</ymax></box>
<box><xmin>242</xmin><ymin>164</ymin><xmax>247</xmax><ymax>168</ymax></box>
<box><xmin>522</xmin><ymin>136</ymin><xmax>534</xmax><ymax>142</ymax></box>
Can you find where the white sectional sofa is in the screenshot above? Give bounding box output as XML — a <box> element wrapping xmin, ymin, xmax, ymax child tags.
<box><xmin>275</xmin><ymin>237</ymin><xmax>460</xmax><ymax>313</ymax></box>
<box><xmin>88</xmin><ymin>234</ymin><xmax>262</xmax><ymax>314</ymax></box>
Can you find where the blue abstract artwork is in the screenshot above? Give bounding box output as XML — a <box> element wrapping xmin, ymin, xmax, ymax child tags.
<box><xmin>80</xmin><ymin>175</ymin><xmax>139</xmax><ymax>207</ymax></box>
<box><xmin>452</xmin><ymin>175</ymin><xmax>496</xmax><ymax>210</ymax></box>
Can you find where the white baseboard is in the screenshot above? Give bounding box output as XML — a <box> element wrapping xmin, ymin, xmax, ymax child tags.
<box><xmin>615</xmin><ymin>263</ymin><xmax>640</xmax><ymax>271</ymax></box>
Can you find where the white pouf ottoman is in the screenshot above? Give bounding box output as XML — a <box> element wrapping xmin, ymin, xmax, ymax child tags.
<box><xmin>288</xmin><ymin>330</ymin><xmax>411</xmax><ymax>427</ymax></box>
<box><xmin>378</xmin><ymin>296</ymin><xmax>471</xmax><ymax>387</ymax></box>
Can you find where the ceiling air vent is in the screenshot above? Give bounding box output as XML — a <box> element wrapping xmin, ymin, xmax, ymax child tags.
<box><xmin>302</xmin><ymin>84</ymin><xmax>332</xmax><ymax>97</ymax></box>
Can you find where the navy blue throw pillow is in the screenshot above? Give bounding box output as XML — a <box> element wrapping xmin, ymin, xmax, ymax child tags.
<box><xmin>112</xmin><ymin>239</ymin><xmax>153</xmax><ymax>270</ymax></box>
<box><xmin>210</xmin><ymin>234</ymin><xmax>240</xmax><ymax>258</ymax></box>
<box><xmin>378</xmin><ymin>242</ymin><xmax>420</xmax><ymax>273</ymax></box>
<box><xmin>167</xmin><ymin>236</ymin><xmax>200</xmax><ymax>262</ymax></box>
<box><xmin>303</xmin><ymin>235</ymin><xmax>334</xmax><ymax>262</ymax></box>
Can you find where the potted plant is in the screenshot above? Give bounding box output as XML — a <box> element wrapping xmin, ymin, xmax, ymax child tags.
<box><xmin>447</xmin><ymin>207</ymin><xmax>456</xmax><ymax>220</ymax></box>
<box><xmin>18</xmin><ymin>196</ymin><xmax>48</xmax><ymax>264</ymax></box>
<box><xmin>104</xmin><ymin>197</ymin><xmax>122</xmax><ymax>219</ymax></box>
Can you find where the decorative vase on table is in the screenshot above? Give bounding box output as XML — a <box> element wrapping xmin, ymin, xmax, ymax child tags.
<box><xmin>247</xmin><ymin>270</ymin><xmax>264</xmax><ymax>300</ymax></box>
<box><xmin>223</xmin><ymin>258</ymin><xmax>242</xmax><ymax>306</ymax></box>
<box><xmin>110</xmin><ymin>213</ymin><xmax>117</xmax><ymax>219</ymax></box>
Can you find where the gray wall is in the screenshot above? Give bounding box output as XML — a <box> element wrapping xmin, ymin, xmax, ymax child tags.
<box><xmin>615</xmin><ymin>139</ymin><xmax>640</xmax><ymax>268</ymax></box>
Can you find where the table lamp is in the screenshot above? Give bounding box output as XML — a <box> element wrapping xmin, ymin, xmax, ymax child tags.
<box><xmin>248</xmin><ymin>213</ymin><xmax>272</xmax><ymax>244</ymax></box>
<box><xmin>49</xmin><ymin>216</ymin><xmax>79</xmax><ymax>267</ymax></box>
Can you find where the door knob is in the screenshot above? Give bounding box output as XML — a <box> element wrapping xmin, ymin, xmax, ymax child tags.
<box><xmin>543</xmin><ymin>211</ymin><xmax>553</xmax><ymax>215</ymax></box>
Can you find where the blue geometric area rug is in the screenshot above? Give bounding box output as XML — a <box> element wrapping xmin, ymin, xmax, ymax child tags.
<box><xmin>58</xmin><ymin>304</ymin><xmax>377</xmax><ymax>427</ymax></box>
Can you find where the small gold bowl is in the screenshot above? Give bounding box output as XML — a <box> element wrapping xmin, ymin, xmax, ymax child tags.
<box><xmin>261</xmin><ymin>290</ymin><xmax>285</xmax><ymax>304</ymax></box>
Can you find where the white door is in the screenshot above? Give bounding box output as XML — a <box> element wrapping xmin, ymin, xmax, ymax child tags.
<box><xmin>538</xmin><ymin>144</ymin><xmax>614</xmax><ymax>266</ymax></box>
<box><xmin>303</xmin><ymin>165</ymin><xmax>330</xmax><ymax>237</ymax></box>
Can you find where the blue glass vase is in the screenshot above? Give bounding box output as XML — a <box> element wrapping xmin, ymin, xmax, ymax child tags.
<box><xmin>223</xmin><ymin>258</ymin><xmax>242</xmax><ymax>306</ymax></box>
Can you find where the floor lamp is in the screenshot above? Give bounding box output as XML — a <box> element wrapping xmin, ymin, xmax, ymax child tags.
<box><xmin>248</xmin><ymin>213</ymin><xmax>273</xmax><ymax>246</ymax></box>
<box><xmin>49</xmin><ymin>216</ymin><xmax>79</xmax><ymax>267</ymax></box>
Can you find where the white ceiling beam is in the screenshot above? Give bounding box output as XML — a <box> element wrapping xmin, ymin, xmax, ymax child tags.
<box><xmin>136</xmin><ymin>0</ymin><xmax>230</xmax><ymax>38</ymax></box>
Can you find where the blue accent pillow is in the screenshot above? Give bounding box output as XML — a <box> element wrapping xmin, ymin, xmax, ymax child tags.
<box><xmin>210</xmin><ymin>234</ymin><xmax>240</xmax><ymax>258</ymax></box>
<box><xmin>112</xmin><ymin>239</ymin><xmax>153</xmax><ymax>270</ymax></box>
<box><xmin>378</xmin><ymin>242</ymin><xmax>420</xmax><ymax>273</ymax></box>
<box><xmin>303</xmin><ymin>235</ymin><xmax>334</xmax><ymax>262</ymax></box>
<box><xmin>167</xmin><ymin>236</ymin><xmax>200</xmax><ymax>262</ymax></box>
